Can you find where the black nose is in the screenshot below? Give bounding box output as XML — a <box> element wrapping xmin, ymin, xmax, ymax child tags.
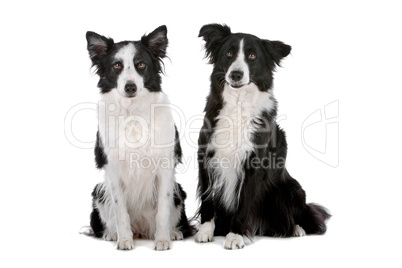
<box><xmin>124</xmin><ymin>83</ymin><xmax>137</xmax><ymax>95</ymax></box>
<box><xmin>230</xmin><ymin>71</ymin><xmax>243</xmax><ymax>82</ymax></box>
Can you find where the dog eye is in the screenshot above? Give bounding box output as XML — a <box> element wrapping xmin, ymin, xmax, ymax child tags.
<box><xmin>226</xmin><ymin>51</ymin><xmax>233</xmax><ymax>58</ymax></box>
<box><xmin>137</xmin><ymin>62</ymin><xmax>146</xmax><ymax>69</ymax></box>
<box><xmin>113</xmin><ymin>62</ymin><xmax>122</xmax><ymax>69</ymax></box>
<box><xmin>248</xmin><ymin>53</ymin><xmax>256</xmax><ymax>60</ymax></box>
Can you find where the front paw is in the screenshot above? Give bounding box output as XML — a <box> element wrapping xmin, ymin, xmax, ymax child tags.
<box><xmin>195</xmin><ymin>220</ymin><xmax>215</xmax><ymax>243</ymax></box>
<box><xmin>103</xmin><ymin>230</ymin><xmax>117</xmax><ymax>241</ymax></box>
<box><xmin>171</xmin><ymin>229</ymin><xmax>184</xmax><ymax>241</ymax></box>
<box><xmin>117</xmin><ymin>238</ymin><xmax>134</xmax><ymax>250</ymax></box>
<box><xmin>155</xmin><ymin>239</ymin><xmax>171</xmax><ymax>251</ymax></box>
<box><xmin>223</xmin><ymin>232</ymin><xmax>245</xmax><ymax>250</ymax></box>
<box><xmin>195</xmin><ymin>230</ymin><xmax>213</xmax><ymax>243</ymax></box>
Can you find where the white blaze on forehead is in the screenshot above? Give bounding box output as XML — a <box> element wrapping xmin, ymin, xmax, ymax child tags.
<box><xmin>226</xmin><ymin>39</ymin><xmax>250</xmax><ymax>87</ymax></box>
<box><xmin>115</xmin><ymin>43</ymin><xmax>136</xmax><ymax>68</ymax></box>
<box><xmin>114</xmin><ymin>43</ymin><xmax>144</xmax><ymax>96</ymax></box>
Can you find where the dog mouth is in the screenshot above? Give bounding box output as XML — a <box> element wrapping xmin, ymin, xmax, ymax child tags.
<box><xmin>228</xmin><ymin>82</ymin><xmax>246</xmax><ymax>90</ymax></box>
<box><xmin>230</xmin><ymin>84</ymin><xmax>244</xmax><ymax>89</ymax></box>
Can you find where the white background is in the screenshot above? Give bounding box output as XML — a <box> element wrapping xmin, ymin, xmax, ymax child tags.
<box><xmin>1</xmin><ymin>0</ymin><xmax>401</xmax><ymax>267</ymax></box>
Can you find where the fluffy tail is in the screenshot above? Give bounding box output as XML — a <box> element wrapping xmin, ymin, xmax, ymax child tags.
<box><xmin>302</xmin><ymin>203</ymin><xmax>331</xmax><ymax>235</ymax></box>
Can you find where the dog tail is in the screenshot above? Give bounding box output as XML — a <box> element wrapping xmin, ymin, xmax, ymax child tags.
<box><xmin>302</xmin><ymin>203</ymin><xmax>331</xmax><ymax>235</ymax></box>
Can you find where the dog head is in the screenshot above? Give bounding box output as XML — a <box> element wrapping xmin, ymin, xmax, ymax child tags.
<box><xmin>86</xmin><ymin>25</ymin><xmax>168</xmax><ymax>98</ymax></box>
<box><xmin>199</xmin><ymin>24</ymin><xmax>291</xmax><ymax>92</ymax></box>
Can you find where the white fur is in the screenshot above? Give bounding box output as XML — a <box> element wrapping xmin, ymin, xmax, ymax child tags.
<box><xmin>223</xmin><ymin>232</ymin><xmax>245</xmax><ymax>250</ymax></box>
<box><xmin>206</xmin><ymin>38</ymin><xmax>276</xmax><ymax>211</ymax></box>
<box><xmin>114</xmin><ymin>43</ymin><xmax>145</xmax><ymax>97</ymax></box>
<box><xmin>225</xmin><ymin>39</ymin><xmax>250</xmax><ymax>88</ymax></box>
<box><xmin>171</xmin><ymin>228</ymin><xmax>184</xmax><ymax>241</ymax></box>
<box><xmin>94</xmin><ymin>44</ymin><xmax>180</xmax><ymax>250</ymax></box>
<box><xmin>293</xmin><ymin>224</ymin><xmax>306</xmax><ymax>237</ymax></box>
<box><xmin>195</xmin><ymin>219</ymin><xmax>215</xmax><ymax>243</ymax></box>
<box><xmin>206</xmin><ymin>83</ymin><xmax>275</xmax><ymax>211</ymax></box>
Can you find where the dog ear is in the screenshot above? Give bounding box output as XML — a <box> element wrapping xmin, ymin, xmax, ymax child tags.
<box><xmin>86</xmin><ymin>31</ymin><xmax>114</xmax><ymax>64</ymax></box>
<box><xmin>141</xmin><ymin>25</ymin><xmax>168</xmax><ymax>58</ymax></box>
<box><xmin>198</xmin><ymin>24</ymin><xmax>232</xmax><ymax>63</ymax></box>
<box><xmin>264</xmin><ymin>40</ymin><xmax>291</xmax><ymax>66</ymax></box>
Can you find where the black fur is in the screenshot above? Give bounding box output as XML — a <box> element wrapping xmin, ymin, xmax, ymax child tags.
<box><xmin>94</xmin><ymin>131</ymin><xmax>107</xmax><ymax>169</ymax></box>
<box><xmin>90</xmin><ymin>181</ymin><xmax>195</xmax><ymax>239</ymax></box>
<box><xmin>196</xmin><ymin>24</ymin><xmax>330</xmax><ymax>238</ymax></box>
<box><xmin>86</xmin><ymin>26</ymin><xmax>194</xmax><ymax>241</ymax></box>
<box><xmin>86</xmin><ymin>26</ymin><xmax>168</xmax><ymax>94</ymax></box>
<box><xmin>90</xmin><ymin>183</ymin><xmax>106</xmax><ymax>238</ymax></box>
<box><xmin>174</xmin><ymin>183</ymin><xmax>196</xmax><ymax>238</ymax></box>
<box><xmin>174</xmin><ymin>125</ymin><xmax>183</xmax><ymax>165</ymax></box>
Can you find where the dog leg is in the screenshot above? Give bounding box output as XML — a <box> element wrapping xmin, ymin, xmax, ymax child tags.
<box><xmin>114</xmin><ymin>198</ymin><xmax>134</xmax><ymax>250</ymax></box>
<box><xmin>154</xmin><ymin>169</ymin><xmax>175</xmax><ymax>251</ymax></box>
<box><xmin>105</xmin><ymin>171</ymin><xmax>134</xmax><ymax>250</ymax></box>
<box><xmin>196</xmin><ymin>151</ymin><xmax>216</xmax><ymax>242</ymax></box>
<box><xmin>223</xmin><ymin>214</ymin><xmax>246</xmax><ymax>249</ymax></box>
<box><xmin>195</xmin><ymin>192</ymin><xmax>215</xmax><ymax>242</ymax></box>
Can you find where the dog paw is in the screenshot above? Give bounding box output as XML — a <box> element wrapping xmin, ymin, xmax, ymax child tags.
<box><xmin>117</xmin><ymin>239</ymin><xmax>134</xmax><ymax>250</ymax></box>
<box><xmin>195</xmin><ymin>230</ymin><xmax>213</xmax><ymax>243</ymax></box>
<box><xmin>103</xmin><ymin>231</ymin><xmax>117</xmax><ymax>241</ymax></box>
<box><xmin>293</xmin><ymin>225</ymin><xmax>306</xmax><ymax>237</ymax></box>
<box><xmin>154</xmin><ymin>240</ymin><xmax>171</xmax><ymax>251</ymax></box>
<box><xmin>195</xmin><ymin>221</ymin><xmax>215</xmax><ymax>243</ymax></box>
<box><xmin>223</xmin><ymin>232</ymin><xmax>245</xmax><ymax>250</ymax></box>
<box><xmin>171</xmin><ymin>229</ymin><xmax>184</xmax><ymax>241</ymax></box>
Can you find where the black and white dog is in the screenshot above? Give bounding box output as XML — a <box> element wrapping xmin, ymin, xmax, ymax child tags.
<box><xmin>86</xmin><ymin>26</ymin><xmax>193</xmax><ymax>250</ymax></box>
<box><xmin>195</xmin><ymin>24</ymin><xmax>330</xmax><ymax>249</ymax></box>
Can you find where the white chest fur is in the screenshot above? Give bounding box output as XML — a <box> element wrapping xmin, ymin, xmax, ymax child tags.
<box><xmin>98</xmin><ymin>90</ymin><xmax>175</xmax><ymax>208</ymax></box>
<box><xmin>207</xmin><ymin>83</ymin><xmax>275</xmax><ymax>210</ymax></box>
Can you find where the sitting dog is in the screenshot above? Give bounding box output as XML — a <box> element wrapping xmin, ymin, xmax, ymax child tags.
<box><xmin>85</xmin><ymin>25</ymin><xmax>193</xmax><ymax>250</ymax></box>
<box><xmin>195</xmin><ymin>24</ymin><xmax>330</xmax><ymax>249</ymax></box>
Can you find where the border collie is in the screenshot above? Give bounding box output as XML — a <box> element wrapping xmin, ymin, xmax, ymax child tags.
<box><xmin>195</xmin><ymin>24</ymin><xmax>330</xmax><ymax>249</ymax></box>
<box><xmin>85</xmin><ymin>25</ymin><xmax>193</xmax><ymax>250</ymax></box>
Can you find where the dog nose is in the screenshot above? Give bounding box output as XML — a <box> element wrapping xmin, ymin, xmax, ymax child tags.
<box><xmin>230</xmin><ymin>71</ymin><xmax>243</xmax><ymax>82</ymax></box>
<box><xmin>124</xmin><ymin>83</ymin><xmax>137</xmax><ymax>95</ymax></box>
